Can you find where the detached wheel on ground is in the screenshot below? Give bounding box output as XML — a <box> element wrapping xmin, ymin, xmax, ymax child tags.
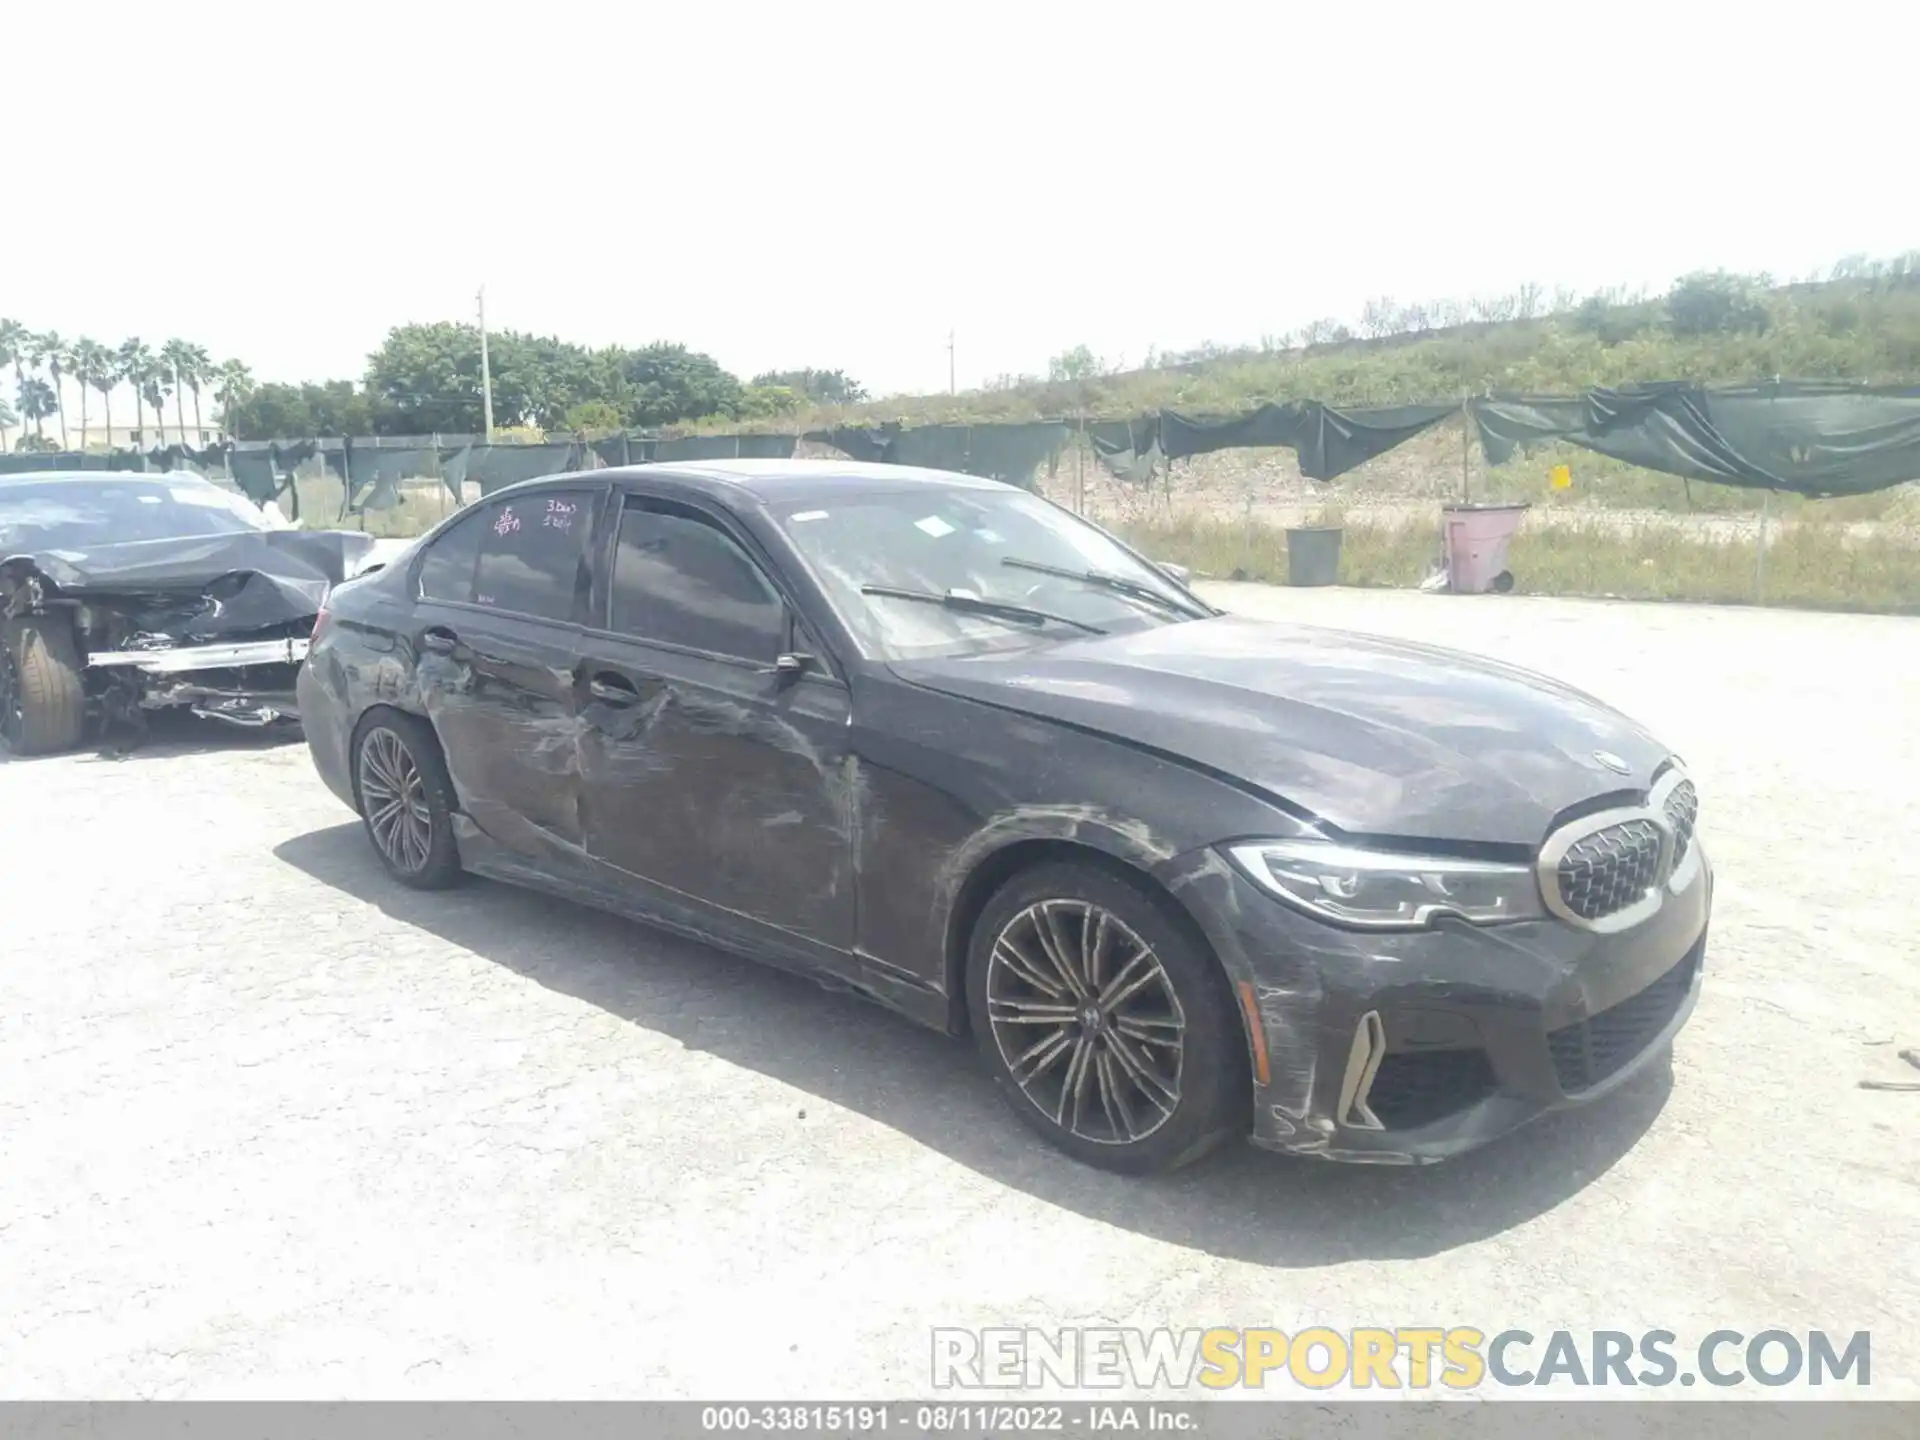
<box><xmin>966</xmin><ymin>861</ymin><xmax>1247</xmax><ymax>1174</ymax></box>
<box><xmin>350</xmin><ymin>708</ymin><xmax>463</xmax><ymax>890</ymax></box>
<box><xmin>0</xmin><ymin>616</ymin><xmax>86</xmax><ymax>756</ymax></box>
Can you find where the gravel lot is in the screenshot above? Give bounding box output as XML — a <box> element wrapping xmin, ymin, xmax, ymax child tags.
<box><xmin>3</xmin><ymin>584</ymin><xmax>1916</xmax><ymax>1399</ymax></box>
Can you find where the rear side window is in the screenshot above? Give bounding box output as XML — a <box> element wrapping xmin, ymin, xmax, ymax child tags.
<box><xmin>423</xmin><ymin>492</ymin><xmax>593</xmax><ymax>621</ymax></box>
<box><xmin>417</xmin><ymin>509</ymin><xmax>485</xmax><ymax>602</ymax></box>
<box><xmin>609</xmin><ymin>502</ymin><xmax>786</xmax><ymax>660</ymax></box>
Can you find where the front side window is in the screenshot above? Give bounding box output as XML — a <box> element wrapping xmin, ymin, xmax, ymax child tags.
<box><xmin>608</xmin><ymin>501</ymin><xmax>786</xmax><ymax>661</ymax></box>
<box><xmin>768</xmin><ymin>486</ymin><xmax>1203</xmax><ymax>659</ymax></box>
<box><xmin>419</xmin><ymin>492</ymin><xmax>592</xmax><ymax>622</ymax></box>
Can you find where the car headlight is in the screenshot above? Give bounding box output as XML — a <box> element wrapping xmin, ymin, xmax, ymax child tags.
<box><xmin>1224</xmin><ymin>839</ymin><xmax>1544</xmax><ymax>930</ymax></box>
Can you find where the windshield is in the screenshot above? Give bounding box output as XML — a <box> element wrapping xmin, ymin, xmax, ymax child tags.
<box><xmin>0</xmin><ymin>477</ymin><xmax>273</xmax><ymax>553</ymax></box>
<box><xmin>770</xmin><ymin>486</ymin><xmax>1202</xmax><ymax>659</ymax></box>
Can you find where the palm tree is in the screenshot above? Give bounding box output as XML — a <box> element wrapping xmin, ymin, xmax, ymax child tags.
<box><xmin>0</xmin><ymin>321</ymin><xmax>27</xmax><ymax>434</ymax></box>
<box><xmin>213</xmin><ymin>359</ymin><xmax>254</xmax><ymax>437</ymax></box>
<box><xmin>16</xmin><ymin>377</ymin><xmax>57</xmax><ymax>447</ymax></box>
<box><xmin>21</xmin><ymin>331</ymin><xmax>68</xmax><ymax>449</ymax></box>
<box><xmin>118</xmin><ymin>339</ymin><xmax>154</xmax><ymax>446</ymax></box>
<box><xmin>27</xmin><ymin>331</ymin><xmax>70</xmax><ymax>449</ymax></box>
<box><xmin>179</xmin><ymin>342</ymin><xmax>211</xmax><ymax>440</ymax></box>
<box><xmin>141</xmin><ymin>361</ymin><xmax>173</xmax><ymax>447</ymax></box>
<box><xmin>83</xmin><ymin>342</ymin><xmax>118</xmax><ymax>452</ymax></box>
<box><xmin>0</xmin><ymin>392</ymin><xmax>16</xmax><ymax>447</ymax></box>
<box><xmin>161</xmin><ymin>338</ymin><xmax>204</xmax><ymax>445</ymax></box>
<box><xmin>71</xmin><ymin>338</ymin><xmax>112</xmax><ymax>451</ymax></box>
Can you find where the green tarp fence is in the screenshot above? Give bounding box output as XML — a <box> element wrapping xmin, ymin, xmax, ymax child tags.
<box><xmin>1088</xmin><ymin>419</ymin><xmax>1164</xmax><ymax>485</ymax></box>
<box><xmin>1468</xmin><ymin>382</ymin><xmax>1920</xmax><ymax>498</ymax></box>
<box><xmin>1076</xmin><ymin>385</ymin><xmax>1920</xmax><ymax>496</ymax></box>
<box><xmin>591</xmin><ymin>436</ymin><xmax>652</xmax><ymax>467</ymax></box>
<box><xmin>585</xmin><ymin>434</ymin><xmax>798</xmax><ymax>467</ymax></box>
<box><xmin>345</xmin><ymin>445</ymin><xmax>438</xmax><ymax>512</ymax></box>
<box><xmin>1160</xmin><ymin>401</ymin><xmax>1460</xmax><ymax>476</ymax></box>
<box><xmin>654</xmin><ymin>433</ymin><xmax>798</xmax><ymax>463</ymax></box>
<box><xmin>18</xmin><ymin>381</ymin><xmax>1920</xmax><ymax>512</ymax></box>
<box><xmin>803</xmin><ymin>422</ymin><xmax>1069</xmax><ymax>488</ymax></box>
<box><xmin>1083</xmin><ymin>403</ymin><xmax>1458</xmax><ymax>484</ymax></box>
<box><xmin>228</xmin><ymin>450</ymin><xmax>280</xmax><ymax>506</ymax></box>
<box><xmin>439</xmin><ymin>442</ymin><xmax>585</xmax><ymax>499</ymax></box>
<box><xmin>0</xmin><ymin>446</ymin><xmax>216</xmax><ymax>476</ymax></box>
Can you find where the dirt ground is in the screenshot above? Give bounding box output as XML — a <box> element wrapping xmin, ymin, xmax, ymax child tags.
<box><xmin>2</xmin><ymin>584</ymin><xmax>1915</xmax><ymax>1399</ymax></box>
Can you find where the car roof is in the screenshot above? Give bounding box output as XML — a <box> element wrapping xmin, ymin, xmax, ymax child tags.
<box><xmin>497</xmin><ymin>458</ymin><xmax>1017</xmax><ymax>507</ymax></box>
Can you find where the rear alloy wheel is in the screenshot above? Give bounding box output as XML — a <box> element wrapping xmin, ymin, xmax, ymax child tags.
<box><xmin>352</xmin><ymin>712</ymin><xmax>462</xmax><ymax>890</ymax></box>
<box><xmin>967</xmin><ymin>862</ymin><xmax>1246</xmax><ymax>1173</ymax></box>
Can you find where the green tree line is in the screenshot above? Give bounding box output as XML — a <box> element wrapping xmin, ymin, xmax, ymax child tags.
<box><xmin>0</xmin><ymin>316</ymin><xmax>867</xmax><ymax>448</ymax></box>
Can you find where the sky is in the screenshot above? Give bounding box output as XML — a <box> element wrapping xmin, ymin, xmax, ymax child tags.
<box><xmin>4</xmin><ymin>1</ymin><xmax>1914</xmax><ymax>401</ymax></box>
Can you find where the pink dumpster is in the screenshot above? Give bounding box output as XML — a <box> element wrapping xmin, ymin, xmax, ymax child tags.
<box><xmin>1442</xmin><ymin>503</ymin><xmax>1530</xmax><ymax>594</ymax></box>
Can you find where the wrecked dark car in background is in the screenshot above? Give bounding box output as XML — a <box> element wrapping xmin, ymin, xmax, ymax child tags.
<box><xmin>0</xmin><ymin>471</ymin><xmax>377</xmax><ymax>754</ymax></box>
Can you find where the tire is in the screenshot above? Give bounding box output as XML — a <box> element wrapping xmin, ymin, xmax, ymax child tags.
<box><xmin>965</xmin><ymin>861</ymin><xmax>1247</xmax><ymax>1174</ymax></box>
<box><xmin>349</xmin><ymin>708</ymin><xmax>463</xmax><ymax>890</ymax></box>
<box><xmin>1</xmin><ymin>616</ymin><xmax>86</xmax><ymax>756</ymax></box>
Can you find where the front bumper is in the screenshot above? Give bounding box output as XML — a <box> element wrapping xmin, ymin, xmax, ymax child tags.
<box><xmin>87</xmin><ymin>637</ymin><xmax>310</xmax><ymax>725</ymax></box>
<box><xmin>87</xmin><ymin>636</ymin><xmax>311</xmax><ymax>673</ymax></box>
<box><xmin>1160</xmin><ymin>844</ymin><xmax>1712</xmax><ymax>1164</ymax></box>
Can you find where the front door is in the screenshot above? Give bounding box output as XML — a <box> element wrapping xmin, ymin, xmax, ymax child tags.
<box><xmin>575</xmin><ymin>494</ymin><xmax>854</xmax><ymax>953</ymax></box>
<box><xmin>410</xmin><ymin>487</ymin><xmax>603</xmax><ymax>860</ymax></box>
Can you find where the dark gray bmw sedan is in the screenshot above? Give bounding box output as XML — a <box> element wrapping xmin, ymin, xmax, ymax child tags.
<box><xmin>297</xmin><ymin>460</ymin><xmax>1709</xmax><ymax>1173</ymax></box>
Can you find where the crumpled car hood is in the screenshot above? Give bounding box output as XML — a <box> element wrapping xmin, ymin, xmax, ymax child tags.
<box><xmin>890</xmin><ymin>615</ymin><xmax>1673</xmax><ymax>845</ymax></box>
<box><xmin>3</xmin><ymin>530</ymin><xmax>377</xmax><ymax>640</ymax></box>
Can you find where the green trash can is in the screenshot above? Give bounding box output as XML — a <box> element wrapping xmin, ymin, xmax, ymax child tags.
<box><xmin>1286</xmin><ymin>526</ymin><xmax>1342</xmax><ymax>586</ymax></box>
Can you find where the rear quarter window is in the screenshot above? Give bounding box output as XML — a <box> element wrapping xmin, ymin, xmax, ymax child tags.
<box><xmin>471</xmin><ymin>493</ymin><xmax>592</xmax><ymax>622</ymax></box>
<box><xmin>416</xmin><ymin>509</ymin><xmax>485</xmax><ymax>603</ymax></box>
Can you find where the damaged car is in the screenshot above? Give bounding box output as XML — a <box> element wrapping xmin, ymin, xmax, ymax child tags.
<box><xmin>298</xmin><ymin>460</ymin><xmax>1710</xmax><ymax>1174</ymax></box>
<box><xmin>0</xmin><ymin>470</ymin><xmax>377</xmax><ymax>754</ymax></box>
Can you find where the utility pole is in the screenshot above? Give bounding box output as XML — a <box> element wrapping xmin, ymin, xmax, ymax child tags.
<box><xmin>478</xmin><ymin>285</ymin><xmax>495</xmax><ymax>442</ymax></box>
<box><xmin>947</xmin><ymin>329</ymin><xmax>955</xmax><ymax>395</ymax></box>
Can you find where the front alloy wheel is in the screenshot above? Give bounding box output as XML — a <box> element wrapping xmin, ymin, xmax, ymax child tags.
<box><xmin>967</xmin><ymin>862</ymin><xmax>1246</xmax><ymax>1174</ymax></box>
<box><xmin>986</xmin><ymin>900</ymin><xmax>1186</xmax><ymax>1145</ymax></box>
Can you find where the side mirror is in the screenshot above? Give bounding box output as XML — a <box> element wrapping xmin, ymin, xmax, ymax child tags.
<box><xmin>1158</xmin><ymin>561</ymin><xmax>1193</xmax><ymax>586</ymax></box>
<box><xmin>765</xmin><ymin>652</ymin><xmax>814</xmax><ymax>683</ymax></box>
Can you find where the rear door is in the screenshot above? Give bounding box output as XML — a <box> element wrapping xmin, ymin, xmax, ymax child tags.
<box><xmin>575</xmin><ymin>491</ymin><xmax>855</xmax><ymax>954</ymax></box>
<box><xmin>409</xmin><ymin>486</ymin><xmax>606</xmax><ymax>860</ymax></box>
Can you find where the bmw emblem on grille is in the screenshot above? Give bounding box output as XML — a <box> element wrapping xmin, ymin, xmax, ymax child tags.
<box><xmin>1592</xmin><ymin>750</ymin><xmax>1631</xmax><ymax>776</ymax></box>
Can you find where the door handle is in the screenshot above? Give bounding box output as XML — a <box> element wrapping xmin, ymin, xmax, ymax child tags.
<box><xmin>420</xmin><ymin>627</ymin><xmax>458</xmax><ymax>656</ymax></box>
<box><xmin>588</xmin><ymin>673</ymin><xmax>641</xmax><ymax>706</ymax></box>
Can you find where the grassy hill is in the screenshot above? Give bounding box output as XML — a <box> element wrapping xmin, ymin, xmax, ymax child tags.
<box><xmin>753</xmin><ymin>265</ymin><xmax>1920</xmax><ymax>432</ymax></box>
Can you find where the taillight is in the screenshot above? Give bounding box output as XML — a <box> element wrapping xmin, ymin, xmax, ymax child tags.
<box><xmin>311</xmin><ymin>605</ymin><xmax>332</xmax><ymax>645</ymax></box>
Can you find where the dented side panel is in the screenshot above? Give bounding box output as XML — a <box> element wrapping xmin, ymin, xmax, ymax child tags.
<box><xmin>573</xmin><ymin>634</ymin><xmax>856</xmax><ymax>951</ymax></box>
<box><xmin>846</xmin><ymin>678</ymin><xmax>1310</xmax><ymax>995</ymax></box>
<box><xmin>414</xmin><ymin>604</ymin><xmax>588</xmax><ymax>856</ymax></box>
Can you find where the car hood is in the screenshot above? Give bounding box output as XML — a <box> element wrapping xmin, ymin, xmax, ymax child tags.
<box><xmin>1</xmin><ymin>530</ymin><xmax>377</xmax><ymax>640</ymax></box>
<box><xmin>889</xmin><ymin>616</ymin><xmax>1672</xmax><ymax>845</ymax></box>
